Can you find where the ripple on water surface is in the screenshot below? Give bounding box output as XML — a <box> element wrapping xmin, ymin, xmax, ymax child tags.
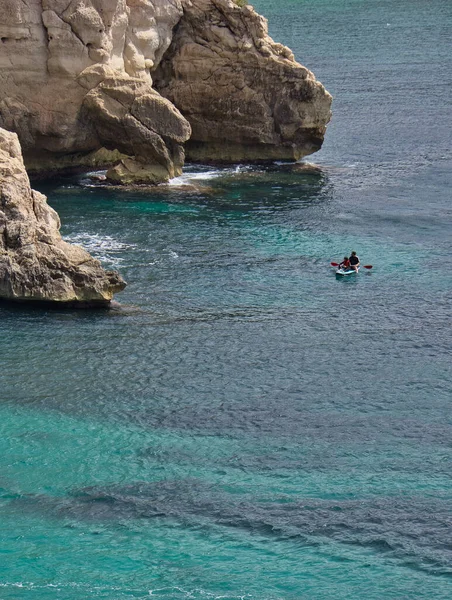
<box><xmin>2</xmin><ymin>0</ymin><xmax>452</xmax><ymax>596</ymax></box>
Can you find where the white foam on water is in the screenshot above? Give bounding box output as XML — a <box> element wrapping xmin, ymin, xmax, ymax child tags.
<box><xmin>0</xmin><ymin>582</ymin><xmax>135</xmax><ymax>593</ymax></box>
<box><xmin>165</xmin><ymin>174</ymin><xmax>193</xmax><ymax>187</ymax></box>
<box><xmin>273</xmin><ymin>160</ymin><xmax>296</xmax><ymax>166</ymax></box>
<box><xmin>78</xmin><ymin>170</ymin><xmax>108</xmax><ymax>187</ymax></box>
<box><xmin>187</xmin><ymin>170</ymin><xmax>225</xmax><ymax>180</ymax></box>
<box><xmin>167</xmin><ymin>165</ymin><xmax>251</xmax><ymax>187</ymax></box>
<box><xmin>64</xmin><ymin>232</ymin><xmax>136</xmax><ymax>266</ymax></box>
<box><xmin>167</xmin><ymin>170</ymin><xmax>224</xmax><ymax>187</ymax></box>
<box><xmin>299</xmin><ymin>160</ymin><xmax>320</xmax><ymax>168</ymax></box>
<box><xmin>85</xmin><ymin>170</ymin><xmax>108</xmax><ymax>178</ymax></box>
<box><xmin>148</xmin><ymin>587</ymin><xmax>253</xmax><ymax>599</ymax></box>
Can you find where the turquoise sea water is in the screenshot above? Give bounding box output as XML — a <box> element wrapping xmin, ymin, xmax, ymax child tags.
<box><xmin>1</xmin><ymin>1</ymin><xmax>451</xmax><ymax>598</ymax></box>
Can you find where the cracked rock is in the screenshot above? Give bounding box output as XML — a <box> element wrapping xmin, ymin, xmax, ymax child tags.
<box><xmin>0</xmin><ymin>128</ymin><xmax>125</xmax><ymax>305</ymax></box>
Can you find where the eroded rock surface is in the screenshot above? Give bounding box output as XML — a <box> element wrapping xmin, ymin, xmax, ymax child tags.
<box><xmin>0</xmin><ymin>0</ymin><xmax>331</xmax><ymax>182</ymax></box>
<box><xmin>0</xmin><ymin>0</ymin><xmax>190</xmax><ymax>183</ymax></box>
<box><xmin>154</xmin><ymin>0</ymin><xmax>332</xmax><ymax>162</ymax></box>
<box><xmin>0</xmin><ymin>128</ymin><xmax>125</xmax><ymax>305</ymax></box>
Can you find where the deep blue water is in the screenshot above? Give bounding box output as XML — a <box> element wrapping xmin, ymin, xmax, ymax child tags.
<box><xmin>1</xmin><ymin>1</ymin><xmax>451</xmax><ymax>598</ymax></box>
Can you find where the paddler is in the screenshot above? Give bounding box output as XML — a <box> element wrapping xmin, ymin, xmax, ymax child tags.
<box><xmin>349</xmin><ymin>251</ymin><xmax>360</xmax><ymax>272</ymax></box>
<box><xmin>339</xmin><ymin>256</ymin><xmax>351</xmax><ymax>270</ymax></box>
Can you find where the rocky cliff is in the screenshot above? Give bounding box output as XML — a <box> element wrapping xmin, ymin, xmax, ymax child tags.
<box><xmin>0</xmin><ymin>0</ymin><xmax>331</xmax><ymax>183</ymax></box>
<box><xmin>154</xmin><ymin>0</ymin><xmax>332</xmax><ymax>163</ymax></box>
<box><xmin>0</xmin><ymin>0</ymin><xmax>191</xmax><ymax>184</ymax></box>
<box><xmin>0</xmin><ymin>127</ymin><xmax>125</xmax><ymax>305</ymax></box>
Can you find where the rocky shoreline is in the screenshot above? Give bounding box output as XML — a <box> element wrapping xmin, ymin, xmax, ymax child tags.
<box><xmin>0</xmin><ymin>0</ymin><xmax>332</xmax><ymax>305</ymax></box>
<box><xmin>0</xmin><ymin>128</ymin><xmax>125</xmax><ymax>306</ymax></box>
<box><xmin>0</xmin><ymin>0</ymin><xmax>331</xmax><ymax>185</ymax></box>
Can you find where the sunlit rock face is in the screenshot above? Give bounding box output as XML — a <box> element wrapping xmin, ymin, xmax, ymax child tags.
<box><xmin>0</xmin><ymin>0</ymin><xmax>331</xmax><ymax>181</ymax></box>
<box><xmin>154</xmin><ymin>0</ymin><xmax>332</xmax><ymax>163</ymax></box>
<box><xmin>0</xmin><ymin>0</ymin><xmax>190</xmax><ymax>184</ymax></box>
<box><xmin>0</xmin><ymin>1</ymin><xmax>331</xmax><ymax>304</ymax></box>
<box><xmin>0</xmin><ymin>127</ymin><xmax>125</xmax><ymax>305</ymax></box>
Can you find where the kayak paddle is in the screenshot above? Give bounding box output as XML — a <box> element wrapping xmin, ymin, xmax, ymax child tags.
<box><xmin>331</xmin><ymin>262</ymin><xmax>373</xmax><ymax>269</ymax></box>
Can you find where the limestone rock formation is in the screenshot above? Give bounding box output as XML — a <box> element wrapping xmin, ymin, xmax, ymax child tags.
<box><xmin>0</xmin><ymin>0</ymin><xmax>331</xmax><ymax>182</ymax></box>
<box><xmin>80</xmin><ymin>65</ymin><xmax>191</xmax><ymax>183</ymax></box>
<box><xmin>0</xmin><ymin>127</ymin><xmax>125</xmax><ymax>305</ymax></box>
<box><xmin>154</xmin><ymin>0</ymin><xmax>332</xmax><ymax>162</ymax></box>
<box><xmin>0</xmin><ymin>0</ymin><xmax>190</xmax><ymax>184</ymax></box>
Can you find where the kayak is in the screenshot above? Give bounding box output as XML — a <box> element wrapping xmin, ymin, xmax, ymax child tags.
<box><xmin>331</xmin><ymin>261</ymin><xmax>373</xmax><ymax>273</ymax></box>
<box><xmin>336</xmin><ymin>267</ymin><xmax>359</xmax><ymax>276</ymax></box>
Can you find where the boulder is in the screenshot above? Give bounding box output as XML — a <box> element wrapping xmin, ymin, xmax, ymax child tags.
<box><xmin>0</xmin><ymin>128</ymin><xmax>125</xmax><ymax>305</ymax></box>
<box><xmin>154</xmin><ymin>0</ymin><xmax>332</xmax><ymax>162</ymax></box>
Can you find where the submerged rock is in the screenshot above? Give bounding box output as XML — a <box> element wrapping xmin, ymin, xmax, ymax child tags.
<box><xmin>0</xmin><ymin>128</ymin><xmax>125</xmax><ymax>305</ymax></box>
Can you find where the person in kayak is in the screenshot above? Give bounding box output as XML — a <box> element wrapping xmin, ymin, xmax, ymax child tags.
<box><xmin>339</xmin><ymin>256</ymin><xmax>351</xmax><ymax>270</ymax></box>
<box><xmin>349</xmin><ymin>251</ymin><xmax>360</xmax><ymax>272</ymax></box>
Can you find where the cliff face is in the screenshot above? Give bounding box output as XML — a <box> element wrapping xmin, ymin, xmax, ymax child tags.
<box><xmin>0</xmin><ymin>1</ymin><xmax>331</xmax><ymax>305</ymax></box>
<box><xmin>0</xmin><ymin>127</ymin><xmax>125</xmax><ymax>304</ymax></box>
<box><xmin>0</xmin><ymin>0</ymin><xmax>331</xmax><ymax>182</ymax></box>
<box><xmin>154</xmin><ymin>0</ymin><xmax>332</xmax><ymax>163</ymax></box>
<box><xmin>0</xmin><ymin>0</ymin><xmax>191</xmax><ymax>183</ymax></box>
